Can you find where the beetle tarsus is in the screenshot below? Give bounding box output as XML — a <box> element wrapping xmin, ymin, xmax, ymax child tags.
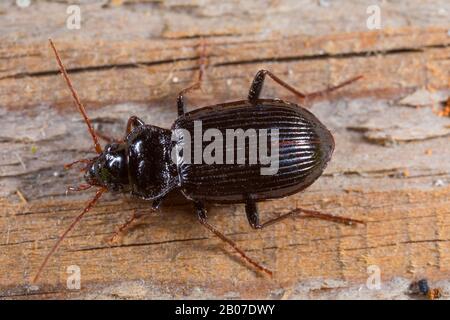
<box><xmin>246</xmin><ymin>199</ymin><xmax>364</xmax><ymax>229</ymax></box>
<box><xmin>303</xmin><ymin>75</ymin><xmax>363</xmax><ymax>101</ymax></box>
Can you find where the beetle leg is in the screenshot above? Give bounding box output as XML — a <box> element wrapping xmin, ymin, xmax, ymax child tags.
<box><xmin>176</xmin><ymin>39</ymin><xmax>207</xmax><ymax>116</ymax></box>
<box><xmin>108</xmin><ymin>209</ymin><xmax>147</xmax><ymax>243</ymax></box>
<box><xmin>248</xmin><ymin>69</ymin><xmax>307</xmax><ymax>104</ymax></box>
<box><xmin>299</xmin><ymin>75</ymin><xmax>363</xmax><ymax>101</ymax></box>
<box><xmin>126</xmin><ymin>116</ymin><xmax>145</xmax><ymax>136</ymax></box>
<box><xmin>151</xmin><ymin>196</ymin><xmax>164</xmax><ymax>210</ymax></box>
<box><xmin>245</xmin><ymin>199</ymin><xmax>262</xmax><ymax>229</ymax></box>
<box><xmin>108</xmin><ymin>199</ymin><xmax>164</xmax><ymax>244</ymax></box>
<box><xmin>195</xmin><ymin>201</ymin><xmax>272</xmax><ymax>276</ymax></box>
<box><xmin>256</xmin><ymin>205</ymin><xmax>365</xmax><ymax>229</ymax></box>
<box><xmin>97</xmin><ymin>116</ymin><xmax>145</xmax><ymax>145</ymax></box>
<box><xmin>248</xmin><ymin>69</ymin><xmax>362</xmax><ymax>105</ymax></box>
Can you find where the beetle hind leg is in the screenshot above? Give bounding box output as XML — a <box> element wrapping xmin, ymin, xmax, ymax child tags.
<box><xmin>245</xmin><ymin>199</ymin><xmax>365</xmax><ymax>229</ymax></box>
<box><xmin>248</xmin><ymin>69</ymin><xmax>307</xmax><ymax>104</ymax></box>
<box><xmin>247</xmin><ymin>69</ymin><xmax>362</xmax><ymax>105</ymax></box>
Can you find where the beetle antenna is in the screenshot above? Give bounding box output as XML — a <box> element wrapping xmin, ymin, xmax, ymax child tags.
<box><xmin>49</xmin><ymin>39</ymin><xmax>102</xmax><ymax>154</ymax></box>
<box><xmin>33</xmin><ymin>187</ymin><xmax>106</xmax><ymax>283</ymax></box>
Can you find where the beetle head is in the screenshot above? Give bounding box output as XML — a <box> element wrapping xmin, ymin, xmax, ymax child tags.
<box><xmin>84</xmin><ymin>143</ymin><xmax>129</xmax><ymax>191</ymax></box>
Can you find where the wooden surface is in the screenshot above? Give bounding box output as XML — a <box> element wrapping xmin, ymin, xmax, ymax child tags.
<box><xmin>0</xmin><ymin>0</ymin><xmax>450</xmax><ymax>299</ymax></box>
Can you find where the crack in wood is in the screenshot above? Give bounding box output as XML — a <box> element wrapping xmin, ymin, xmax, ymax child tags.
<box><xmin>215</xmin><ymin>43</ymin><xmax>450</xmax><ymax>67</ymax></box>
<box><xmin>1</xmin><ymin>42</ymin><xmax>448</xmax><ymax>81</ymax></box>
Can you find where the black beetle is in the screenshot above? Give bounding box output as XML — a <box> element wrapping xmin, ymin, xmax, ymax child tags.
<box><xmin>34</xmin><ymin>40</ymin><xmax>364</xmax><ymax>281</ymax></box>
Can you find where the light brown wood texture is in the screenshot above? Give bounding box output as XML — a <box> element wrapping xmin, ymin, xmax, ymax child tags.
<box><xmin>0</xmin><ymin>0</ymin><xmax>449</xmax><ymax>299</ymax></box>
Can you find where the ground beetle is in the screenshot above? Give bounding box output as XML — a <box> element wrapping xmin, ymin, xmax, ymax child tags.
<box><xmin>34</xmin><ymin>40</ymin><xmax>364</xmax><ymax>281</ymax></box>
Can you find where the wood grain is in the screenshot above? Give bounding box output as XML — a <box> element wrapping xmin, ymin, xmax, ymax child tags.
<box><xmin>0</xmin><ymin>0</ymin><xmax>449</xmax><ymax>299</ymax></box>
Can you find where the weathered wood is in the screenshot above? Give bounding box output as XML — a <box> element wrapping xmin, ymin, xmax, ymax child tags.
<box><xmin>0</xmin><ymin>0</ymin><xmax>449</xmax><ymax>299</ymax></box>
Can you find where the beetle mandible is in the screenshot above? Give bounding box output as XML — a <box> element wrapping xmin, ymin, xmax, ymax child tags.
<box><xmin>34</xmin><ymin>39</ymin><xmax>364</xmax><ymax>281</ymax></box>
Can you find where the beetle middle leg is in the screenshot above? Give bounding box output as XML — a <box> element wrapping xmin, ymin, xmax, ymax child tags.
<box><xmin>245</xmin><ymin>199</ymin><xmax>365</xmax><ymax>229</ymax></box>
<box><xmin>176</xmin><ymin>39</ymin><xmax>207</xmax><ymax>116</ymax></box>
<box><xmin>108</xmin><ymin>197</ymin><xmax>163</xmax><ymax>243</ymax></box>
<box><xmin>108</xmin><ymin>209</ymin><xmax>146</xmax><ymax>243</ymax></box>
<box><xmin>248</xmin><ymin>69</ymin><xmax>362</xmax><ymax>105</ymax></box>
<box><xmin>195</xmin><ymin>201</ymin><xmax>272</xmax><ymax>276</ymax></box>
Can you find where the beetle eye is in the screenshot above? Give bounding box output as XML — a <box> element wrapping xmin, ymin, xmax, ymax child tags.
<box><xmin>99</xmin><ymin>166</ymin><xmax>111</xmax><ymax>182</ymax></box>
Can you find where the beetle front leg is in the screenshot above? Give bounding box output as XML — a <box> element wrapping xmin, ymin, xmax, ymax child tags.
<box><xmin>91</xmin><ymin>115</ymin><xmax>145</xmax><ymax>146</ymax></box>
<box><xmin>195</xmin><ymin>201</ymin><xmax>272</xmax><ymax>276</ymax></box>
<box><xmin>126</xmin><ymin>116</ymin><xmax>145</xmax><ymax>136</ymax></box>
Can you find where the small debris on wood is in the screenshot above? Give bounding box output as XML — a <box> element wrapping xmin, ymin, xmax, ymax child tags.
<box><xmin>433</xmin><ymin>179</ymin><xmax>446</xmax><ymax>187</ymax></box>
<box><xmin>408</xmin><ymin>279</ymin><xmax>443</xmax><ymax>300</ymax></box>
<box><xmin>14</xmin><ymin>152</ymin><xmax>26</xmax><ymax>171</ymax></box>
<box><xmin>439</xmin><ymin>97</ymin><xmax>450</xmax><ymax>117</ymax></box>
<box><xmin>102</xmin><ymin>0</ymin><xmax>125</xmax><ymax>8</ymax></box>
<box><xmin>16</xmin><ymin>189</ymin><xmax>28</xmax><ymax>204</ymax></box>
